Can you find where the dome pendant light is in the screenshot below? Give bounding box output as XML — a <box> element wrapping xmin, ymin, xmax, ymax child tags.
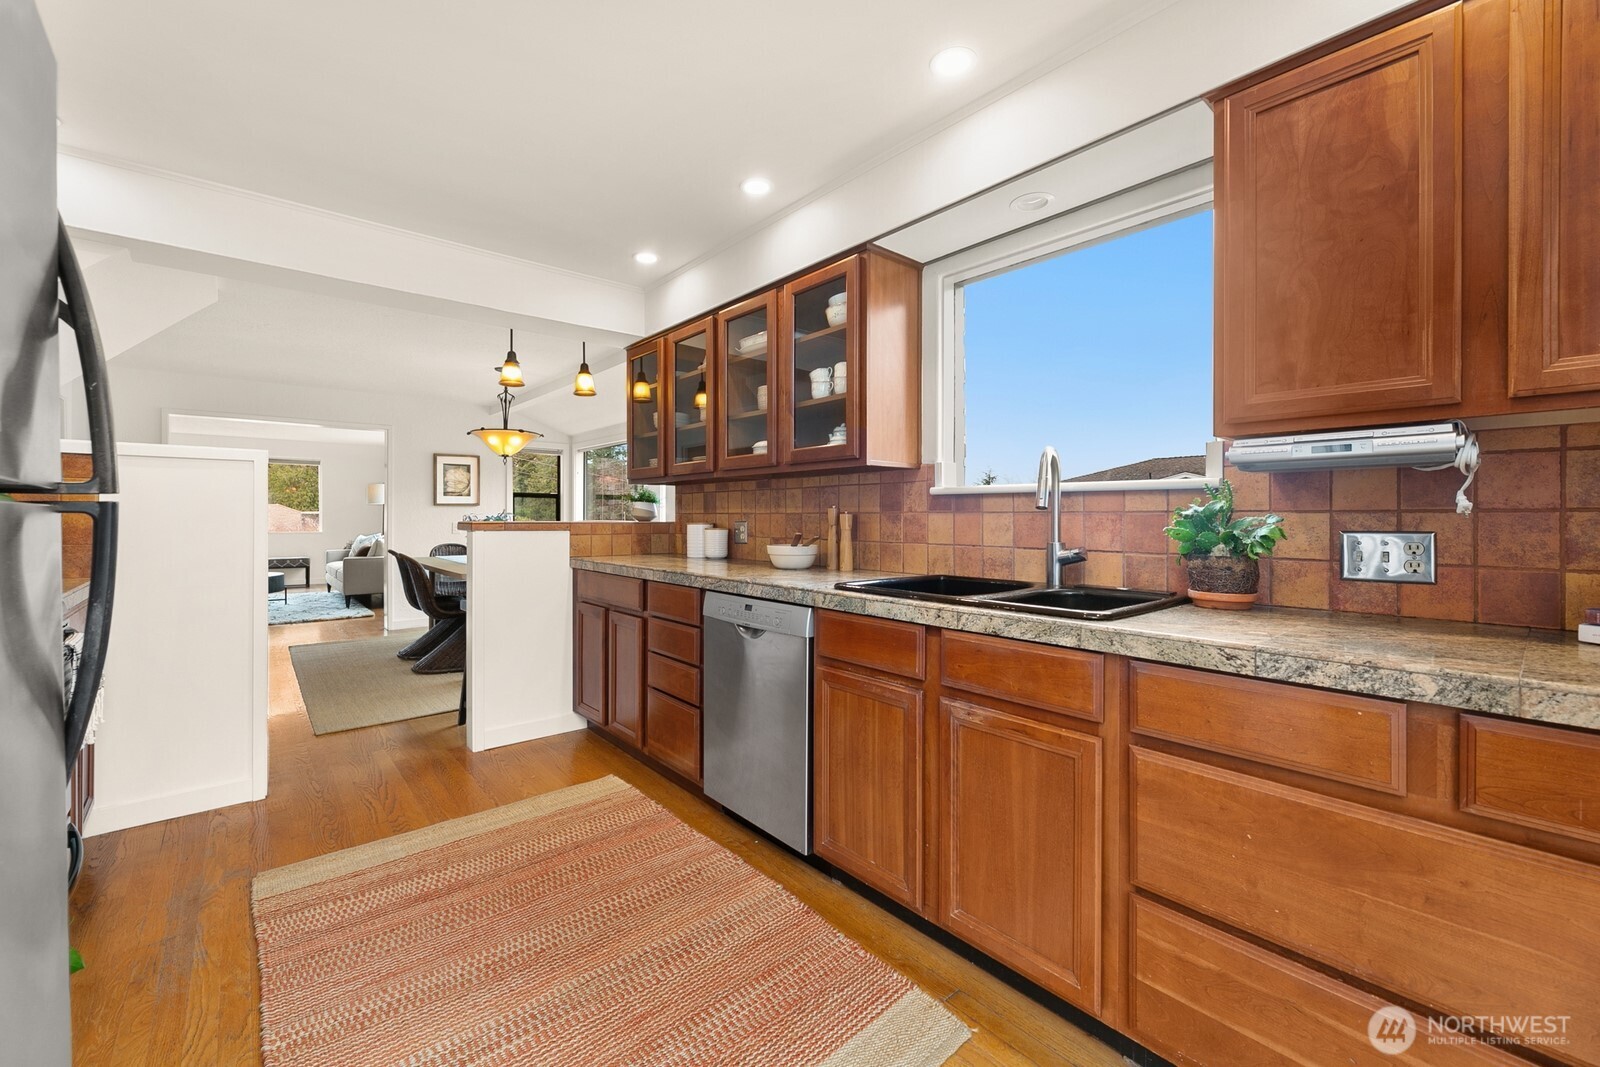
<box><xmin>631</xmin><ymin>368</ymin><xmax>653</xmax><ymax>403</ymax></box>
<box><xmin>693</xmin><ymin>376</ymin><xmax>708</xmax><ymax>409</ymax></box>
<box><xmin>573</xmin><ymin>341</ymin><xmax>596</xmax><ymax>397</ymax></box>
<box><xmin>470</xmin><ymin>328</ymin><xmax>542</xmax><ymax>458</ymax></box>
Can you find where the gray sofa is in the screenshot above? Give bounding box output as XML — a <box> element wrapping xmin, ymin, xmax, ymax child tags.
<box><xmin>325</xmin><ymin>535</ymin><xmax>386</xmax><ymax>606</ymax></box>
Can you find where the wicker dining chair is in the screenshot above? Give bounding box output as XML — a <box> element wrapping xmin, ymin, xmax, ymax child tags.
<box><xmin>390</xmin><ymin>552</ymin><xmax>465</xmax><ymax>675</ymax></box>
<box><xmin>429</xmin><ymin>542</ymin><xmax>467</xmax><ymax>600</ymax></box>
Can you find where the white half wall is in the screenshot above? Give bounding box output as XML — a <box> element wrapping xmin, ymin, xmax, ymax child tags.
<box><xmin>462</xmin><ymin>528</ymin><xmax>584</xmax><ymax>751</ymax></box>
<box><xmin>65</xmin><ymin>363</ymin><xmax>510</xmax><ymax>631</ymax></box>
<box><xmin>80</xmin><ymin>441</ymin><xmax>268</xmax><ymax>837</ymax></box>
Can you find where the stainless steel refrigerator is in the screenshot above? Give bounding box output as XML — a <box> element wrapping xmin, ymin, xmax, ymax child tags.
<box><xmin>2</xmin><ymin>2</ymin><xmax>119</xmax><ymax>1061</ymax></box>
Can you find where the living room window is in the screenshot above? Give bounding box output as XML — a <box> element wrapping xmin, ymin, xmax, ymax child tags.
<box><xmin>511</xmin><ymin>452</ymin><xmax>561</xmax><ymax>521</ymax></box>
<box><xmin>266</xmin><ymin>460</ymin><xmax>322</xmax><ymax>533</ymax></box>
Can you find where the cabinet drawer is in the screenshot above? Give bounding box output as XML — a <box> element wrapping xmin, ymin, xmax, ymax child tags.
<box><xmin>647</xmin><ymin>617</ymin><xmax>701</xmax><ymax>667</ymax></box>
<box><xmin>1132</xmin><ymin>748</ymin><xmax>1600</xmax><ymax>1062</ymax></box>
<box><xmin>942</xmin><ymin>632</ymin><xmax>1101</xmax><ymax>722</ymax></box>
<box><xmin>1130</xmin><ymin>661</ymin><xmax>1405</xmax><ymax>794</ymax></box>
<box><xmin>574</xmin><ymin>570</ymin><xmax>644</xmax><ymax>612</ymax></box>
<box><xmin>644</xmin><ymin>689</ymin><xmax>701</xmax><ymax>784</ymax></box>
<box><xmin>1462</xmin><ymin>715</ymin><xmax>1600</xmax><ymax>845</ymax></box>
<box><xmin>647</xmin><ymin>581</ymin><xmax>701</xmax><ymax>624</ymax></box>
<box><xmin>647</xmin><ymin>651</ymin><xmax>700</xmax><ymax>706</ymax></box>
<box><xmin>1131</xmin><ymin>898</ymin><xmax>1522</xmax><ymax>1066</ymax></box>
<box><xmin>816</xmin><ymin>610</ymin><xmax>925</xmax><ymax>680</ymax></box>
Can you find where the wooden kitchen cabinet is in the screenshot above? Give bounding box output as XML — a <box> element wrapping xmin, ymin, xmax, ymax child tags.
<box><xmin>606</xmin><ymin>610</ymin><xmax>646</xmax><ymax>746</ymax></box>
<box><xmin>664</xmin><ymin>317</ymin><xmax>715</xmax><ymax>477</ymax></box>
<box><xmin>940</xmin><ymin>697</ymin><xmax>1102</xmax><ymax>1013</ymax></box>
<box><xmin>1212</xmin><ymin>4</ymin><xmax>1464</xmax><ymax>434</ymax></box>
<box><xmin>574</xmin><ymin>600</ymin><xmax>609</xmax><ymax>726</ymax></box>
<box><xmin>627</xmin><ymin>246</ymin><xmax>920</xmax><ymax>483</ymax></box>
<box><xmin>813</xmin><ymin>664</ymin><xmax>927</xmax><ymax>910</ymax></box>
<box><xmin>1507</xmin><ymin>0</ymin><xmax>1600</xmax><ymax>396</ymax></box>
<box><xmin>624</xmin><ymin>337</ymin><xmax>665</xmax><ymax>481</ymax></box>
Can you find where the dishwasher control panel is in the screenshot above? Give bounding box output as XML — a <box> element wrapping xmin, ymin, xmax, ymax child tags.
<box><xmin>703</xmin><ymin>591</ymin><xmax>814</xmax><ymax>638</ymax></box>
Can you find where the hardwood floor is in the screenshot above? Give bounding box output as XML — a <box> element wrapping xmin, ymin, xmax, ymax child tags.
<box><xmin>68</xmin><ymin>603</ymin><xmax>1128</xmax><ymax>1066</ymax></box>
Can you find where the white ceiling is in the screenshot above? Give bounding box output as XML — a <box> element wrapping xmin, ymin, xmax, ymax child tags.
<box><xmin>41</xmin><ymin>0</ymin><xmax>1160</xmax><ymax>285</ymax></box>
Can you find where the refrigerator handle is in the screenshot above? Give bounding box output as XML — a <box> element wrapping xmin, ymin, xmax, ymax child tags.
<box><xmin>55</xmin><ymin>216</ymin><xmax>117</xmax><ymax>495</ymax></box>
<box><xmin>57</xmin><ymin>500</ymin><xmax>117</xmax><ymax>773</ymax></box>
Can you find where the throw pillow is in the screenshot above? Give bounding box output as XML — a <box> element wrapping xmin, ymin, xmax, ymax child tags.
<box><xmin>368</xmin><ymin>537</ymin><xmax>386</xmax><ymax>557</ymax></box>
<box><xmin>349</xmin><ymin>543</ymin><xmax>370</xmax><ymax>558</ymax></box>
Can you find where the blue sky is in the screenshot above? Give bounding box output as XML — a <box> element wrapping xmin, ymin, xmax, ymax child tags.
<box><xmin>961</xmin><ymin>210</ymin><xmax>1214</xmax><ymax>484</ymax></box>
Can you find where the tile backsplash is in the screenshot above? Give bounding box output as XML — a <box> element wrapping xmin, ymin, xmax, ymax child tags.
<box><xmin>672</xmin><ymin>424</ymin><xmax>1600</xmax><ymax>630</ymax></box>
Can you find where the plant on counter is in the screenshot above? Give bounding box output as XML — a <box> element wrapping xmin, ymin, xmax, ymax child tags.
<box><xmin>627</xmin><ymin>485</ymin><xmax>660</xmax><ymax>522</ymax></box>
<box><xmin>1164</xmin><ymin>479</ymin><xmax>1284</xmax><ymax>610</ymax></box>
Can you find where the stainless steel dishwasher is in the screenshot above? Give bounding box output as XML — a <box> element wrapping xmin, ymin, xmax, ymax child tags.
<box><xmin>702</xmin><ymin>591</ymin><xmax>814</xmax><ymax>854</ymax></box>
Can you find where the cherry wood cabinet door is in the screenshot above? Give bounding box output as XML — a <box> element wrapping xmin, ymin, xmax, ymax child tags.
<box><xmin>813</xmin><ymin>665</ymin><xmax>924</xmax><ymax>910</ymax></box>
<box><xmin>940</xmin><ymin>698</ymin><xmax>1102</xmax><ymax>1013</ymax></box>
<box><xmin>1215</xmin><ymin>5</ymin><xmax>1463</xmax><ymax>433</ymax></box>
<box><xmin>1508</xmin><ymin>0</ymin><xmax>1600</xmax><ymax>396</ymax></box>
<box><xmin>574</xmin><ymin>601</ymin><xmax>608</xmax><ymax>726</ymax></box>
<box><xmin>664</xmin><ymin>317</ymin><xmax>716</xmax><ymax>477</ymax></box>
<box><xmin>606</xmin><ymin>610</ymin><xmax>646</xmax><ymax>747</ymax></box>
<box><xmin>779</xmin><ymin>256</ymin><xmax>863</xmax><ymax>466</ymax></box>
<box><xmin>715</xmin><ymin>290</ymin><xmax>780</xmax><ymax>471</ymax></box>
<box><xmin>624</xmin><ymin>338</ymin><xmax>665</xmax><ymax>481</ymax></box>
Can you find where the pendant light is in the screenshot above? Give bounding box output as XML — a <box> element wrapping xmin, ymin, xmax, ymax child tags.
<box><xmin>631</xmin><ymin>368</ymin><xmax>653</xmax><ymax>403</ymax></box>
<box><xmin>495</xmin><ymin>329</ymin><xmax>525</xmax><ymax>387</ymax></box>
<box><xmin>572</xmin><ymin>341</ymin><xmax>596</xmax><ymax>397</ymax></box>
<box><xmin>693</xmin><ymin>376</ymin><xmax>708</xmax><ymax>409</ymax></box>
<box><xmin>470</xmin><ymin>328</ymin><xmax>542</xmax><ymax>458</ymax></box>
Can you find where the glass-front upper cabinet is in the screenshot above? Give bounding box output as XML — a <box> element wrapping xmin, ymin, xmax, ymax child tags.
<box><xmin>780</xmin><ymin>255</ymin><xmax>862</xmax><ymax>464</ymax></box>
<box><xmin>665</xmin><ymin>317</ymin><xmax>715</xmax><ymax>477</ymax></box>
<box><xmin>624</xmin><ymin>337</ymin><xmax>665</xmax><ymax>481</ymax></box>
<box><xmin>715</xmin><ymin>291</ymin><xmax>779</xmax><ymax>471</ymax></box>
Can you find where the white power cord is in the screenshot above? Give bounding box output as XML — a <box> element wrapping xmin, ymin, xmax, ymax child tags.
<box><xmin>1413</xmin><ymin>429</ymin><xmax>1480</xmax><ymax>515</ymax></box>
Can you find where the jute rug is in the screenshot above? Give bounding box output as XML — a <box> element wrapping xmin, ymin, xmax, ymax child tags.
<box><xmin>289</xmin><ymin>634</ymin><xmax>460</xmax><ymax>735</ymax></box>
<box><xmin>251</xmin><ymin>776</ymin><xmax>970</xmax><ymax>1066</ymax></box>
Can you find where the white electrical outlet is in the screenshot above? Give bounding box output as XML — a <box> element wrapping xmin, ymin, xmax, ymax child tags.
<box><xmin>1340</xmin><ymin>531</ymin><xmax>1436</xmax><ymax>584</ymax></box>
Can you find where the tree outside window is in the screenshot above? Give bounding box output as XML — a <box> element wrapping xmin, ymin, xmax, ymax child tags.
<box><xmin>512</xmin><ymin>453</ymin><xmax>561</xmax><ymax>520</ymax></box>
<box><xmin>582</xmin><ymin>444</ymin><xmax>633</xmax><ymax>520</ymax></box>
<box><xmin>267</xmin><ymin>461</ymin><xmax>321</xmax><ymax>533</ymax></box>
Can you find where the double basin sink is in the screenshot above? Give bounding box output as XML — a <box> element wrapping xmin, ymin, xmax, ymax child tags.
<box><xmin>834</xmin><ymin>574</ymin><xmax>1186</xmax><ymax>622</ymax></box>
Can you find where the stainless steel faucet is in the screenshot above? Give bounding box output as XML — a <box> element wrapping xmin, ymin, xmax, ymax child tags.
<box><xmin>1035</xmin><ymin>446</ymin><xmax>1088</xmax><ymax>589</ymax></box>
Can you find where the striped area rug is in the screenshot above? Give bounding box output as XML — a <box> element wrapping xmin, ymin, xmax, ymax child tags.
<box><xmin>251</xmin><ymin>776</ymin><xmax>969</xmax><ymax>1066</ymax></box>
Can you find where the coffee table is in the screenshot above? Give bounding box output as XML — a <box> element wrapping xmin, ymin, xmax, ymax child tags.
<box><xmin>267</xmin><ymin>571</ymin><xmax>288</xmax><ymax>604</ymax></box>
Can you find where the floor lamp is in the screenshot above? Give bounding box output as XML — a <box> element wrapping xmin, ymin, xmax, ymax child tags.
<box><xmin>368</xmin><ymin>482</ymin><xmax>386</xmax><ymax>536</ymax></box>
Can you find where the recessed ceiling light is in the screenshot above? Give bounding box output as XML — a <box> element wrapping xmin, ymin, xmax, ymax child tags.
<box><xmin>741</xmin><ymin>176</ymin><xmax>772</xmax><ymax>197</ymax></box>
<box><xmin>633</xmin><ymin>250</ymin><xmax>659</xmax><ymax>265</ymax></box>
<box><xmin>930</xmin><ymin>46</ymin><xmax>976</xmax><ymax>78</ymax></box>
<box><xmin>1010</xmin><ymin>191</ymin><xmax>1055</xmax><ymax>212</ymax></box>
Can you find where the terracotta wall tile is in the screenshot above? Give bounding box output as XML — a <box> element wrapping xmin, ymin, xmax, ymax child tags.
<box><xmin>1270</xmin><ymin>471</ymin><xmax>1331</xmax><ymax>512</ymax></box>
<box><xmin>1124</xmin><ymin>553</ymin><xmax>1170</xmax><ymax>591</ymax></box>
<box><xmin>1270</xmin><ymin>561</ymin><xmax>1332</xmax><ymax>610</ymax></box>
<box><xmin>1400</xmin><ymin>566</ymin><xmax>1475</xmax><ymax>622</ymax></box>
<box><xmin>1124</xmin><ymin>490</ymin><xmax>1170</xmax><ymax>512</ymax></box>
<box><xmin>1566</xmin><ymin>424</ymin><xmax>1600</xmax><ymax>448</ymax></box>
<box><xmin>1476</xmin><ymin>511</ymin><xmax>1561</xmax><ymax>571</ymax></box>
<box><xmin>1567</xmin><ymin>450</ymin><xmax>1600</xmax><ymax>509</ymax></box>
<box><xmin>1331</xmin><ymin>468</ymin><xmax>1398</xmax><ymax>511</ymax></box>
<box><xmin>1272</xmin><ymin>512</ymin><xmax>1333</xmax><ymax>560</ymax></box>
<box><xmin>1123</xmin><ymin>512</ymin><xmax>1172</xmax><ymax>555</ymax></box>
<box><xmin>1475</xmin><ymin>452</ymin><xmax>1561</xmax><ymax>510</ymax></box>
<box><xmin>1400</xmin><ymin>466</ymin><xmax>1463</xmax><ymax>510</ymax></box>
<box><xmin>982</xmin><ymin>513</ymin><xmax>1014</xmax><ymax>546</ymax></box>
<box><xmin>1565</xmin><ymin>512</ymin><xmax>1600</xmax><ymax>571</ymax></box>
<box><xmin>926</xmin><ymin>512</ymin><xmax>954</xmax><ymax>544</ymax></box>
<box><xmin>1083</xmin><ymin>513</ymin><xmax>1124</xmax><ymax>551</ymax></box>
<box><xmin>1227</xmin><ymin>469</ymin><xmax>1271</xmax><ymax>512</ymax></box>
<box><xmin>1477</xmin><ymin>569</ymin><xmax>1562</xmax><ymax>629</ymax></box>
<box><xmin>1564</xmin><ymin>573</ymin><xmax>1600</xmax><ymax>629</ymax></box>
<box><xmin>1478</xmin><ymin>426</ymin><xmax>1562</xmax><ymax>451</ymax></box>
<box><xmin>1329</xmin><ymin>576</ymin><xmax>1398</xmax><ymax>616</ymax></box>
<box><xmin>1083</xmin><ymin>552</ymin><xmax>1124</xmax><ymax>587</ymax></box>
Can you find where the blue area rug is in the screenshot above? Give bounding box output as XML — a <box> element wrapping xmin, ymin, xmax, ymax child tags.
<box><xmin>268</xmin><ymin>591</ymin><xmax>375</xmax><ymax>626</ymax></box>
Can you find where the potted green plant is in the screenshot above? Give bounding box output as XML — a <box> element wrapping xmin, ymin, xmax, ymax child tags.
<box><xmin>1164</xmin><ymin>480</ymin><xmax>1285</xmax><ymax>610</ymax></box>
<box><xmin>627</xmin><ymin>486</ymin><xmax>660</xmax><ymax>522</ymax></box>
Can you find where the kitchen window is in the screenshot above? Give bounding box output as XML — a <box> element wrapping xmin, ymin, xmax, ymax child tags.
<box><xmin>928</xmin><ymin>166</ymin><xmax>1221</xmax><ymax>491</ymax></box>
<box><xmin>266</xmin><ymin>460</ymin><xmax>321</xmax><ymax>532</ymax></box>
<box><xmin>579</xmin><ymin>442</ymin><xmax>670</xmax><ymax>521</ymax></box>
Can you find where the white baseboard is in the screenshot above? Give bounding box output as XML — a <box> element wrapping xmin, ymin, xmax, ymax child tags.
<box><xmin>83</xmin><ymin>777</ymin><xmax>259</xmax><ymax>838</ymax></box>
<box><xmin>470</xmin><ymin>711</ymin><xmax>587</xmax><ymax>752</ymax></box>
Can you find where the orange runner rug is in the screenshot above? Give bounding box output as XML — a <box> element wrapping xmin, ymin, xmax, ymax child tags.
<box><xmin>252</xmin><ymin>776</ymin><xmax>969</xmax><ymax>1065</ymax></box>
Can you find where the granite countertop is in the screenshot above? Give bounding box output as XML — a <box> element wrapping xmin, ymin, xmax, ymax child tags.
<box><xmin>571</xmin><ymin>554</ymin><xmax>1600</xmax><ymax>731</ymax></box>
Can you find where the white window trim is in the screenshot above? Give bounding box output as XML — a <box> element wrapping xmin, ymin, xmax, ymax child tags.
<box><xmin>922</xmin><ymin>162</ymin><xmax>1224</xmax><ymax>494</ymax></box>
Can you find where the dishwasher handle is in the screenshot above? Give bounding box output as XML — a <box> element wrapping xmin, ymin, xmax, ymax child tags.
<box><xmin>733</xmin><ymin>624</ymin><xmax>769</xmax><ymax>640</ymax></box>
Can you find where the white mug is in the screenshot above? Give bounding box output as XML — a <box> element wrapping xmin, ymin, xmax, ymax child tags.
<box><xmin>811</xmin><ymin>381</ymin><xmax>833</xmax><ymax>399</ymax></box>
<box><xmin>809</xmin><ymin>367</ymin><xmax>833</xmax><ymax>383</ymax></box>
<box><xmin>755</xmin><ymin>385</ymin><xmax>768</xmax><ymax>411</ymax></box>
<box><xmin>834</xmin><ymin>361</ymin><xmax>848</xmax><ymax>378</ymax></box>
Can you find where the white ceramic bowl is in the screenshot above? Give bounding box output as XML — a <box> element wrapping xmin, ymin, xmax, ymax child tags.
<box><xmin>825</xmin><ymin>305</ymin><xmax>847</xmax><ymax>327</ymax></box>
<box><xmin>827</xmin><ymin>292</ymin><xmax>848</xmax><ymax>307</ymax></box>
<box><xmin>737</xmin><ymin>331</ymin><xmax>767</xmax><ymax>353</ymax></box>
<box><xmin>766</xmin><ymin>544</ymin><xmax>819</xmax><ymax>570</ymax></box>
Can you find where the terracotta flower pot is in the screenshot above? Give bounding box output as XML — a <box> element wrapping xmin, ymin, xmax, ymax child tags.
<box><xmin>1184</xmin><ymin>555</ymin><xmax>1260</xmax><ymax>610</ymax></box>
